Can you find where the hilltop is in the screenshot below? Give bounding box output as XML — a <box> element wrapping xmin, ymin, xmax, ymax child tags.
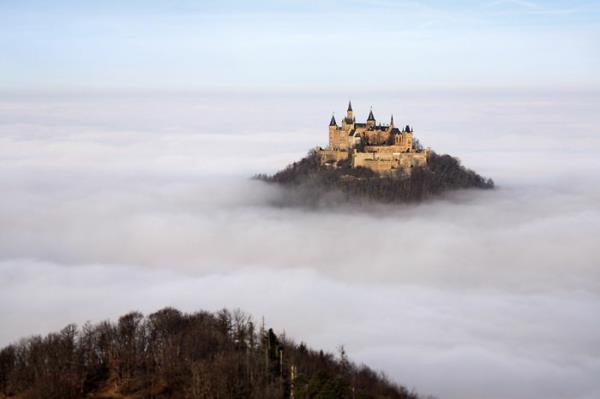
<box><xmin>0</xmin><ymin>308</ymin><xmax>419</xmax><ymax>399</ymax></box>
<box><xmin>258</xmin><ymin>150</ymin><xmax>493</xmax><ymax>205</ymax></box>
<box><xmin>257</xmin><ymin>102</ymin><xmax>493</xmax><ymax>205</ymax></box>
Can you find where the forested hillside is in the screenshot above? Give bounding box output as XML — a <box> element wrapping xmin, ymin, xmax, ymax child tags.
<box><xmin>257</xmin><ymin>150</ymin><xmax>493</xmax><ymax>205</ymax></box>
<box><xmin>0</xmin><ymin>308</ymin><xmax>419</xmax><ymax>399</ymax></box>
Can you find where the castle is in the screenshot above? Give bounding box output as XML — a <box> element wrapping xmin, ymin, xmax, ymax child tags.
<box><xmin>317</xmin><ymin>102</ymin><xmax>429</xmax><ymax>174</ymax></box>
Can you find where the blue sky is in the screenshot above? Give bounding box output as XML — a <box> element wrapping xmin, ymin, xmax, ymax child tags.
<box><xmin>1</xmin><ymin>0</ymin><xmax>599</xmax><ymax>90</ymax></box>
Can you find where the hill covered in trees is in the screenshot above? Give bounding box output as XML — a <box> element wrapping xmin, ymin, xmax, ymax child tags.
<box><xmin>0</xmin><ymin>308</ymin><xmax>420</xmax><ymax>399</ymax></box>
<box><xmin>256</xmin><ymin>150</ymin><xmax>493</xmax><ymax>206</ymax></box>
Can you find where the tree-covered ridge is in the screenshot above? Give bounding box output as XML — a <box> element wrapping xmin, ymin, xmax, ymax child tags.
<box><xmin>257</xmin><ymin>150</ymin><xmax>494</xmax><ymax>204</ymax></box>
<box><xmin>0</xmin><ymin>308</ymin><xmax>418</xmax><ymax>399</ymax></box>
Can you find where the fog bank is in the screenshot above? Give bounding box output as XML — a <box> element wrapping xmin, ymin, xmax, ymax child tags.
<box><xmin>1</xmin><ymin>90</ymin><xmax>599</xmax><ymax>399</ymax></box>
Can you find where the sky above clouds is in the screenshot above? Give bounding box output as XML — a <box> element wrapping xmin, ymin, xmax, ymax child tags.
<box><xmin>1</xmin><ymin>0</ymin><xmax>599</xmax><ymax>90</ymax></box>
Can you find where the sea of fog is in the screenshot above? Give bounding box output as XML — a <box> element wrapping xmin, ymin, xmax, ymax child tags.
<box><xmin>1</xmin><ymin>89</ymin><xmax>599</xmax><ymax>399</ymax></box>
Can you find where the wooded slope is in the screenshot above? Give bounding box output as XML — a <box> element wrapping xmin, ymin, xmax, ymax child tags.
<box><xmin>0</xmin><ymin>308</ymin><xmax>419</xmax><ymax>399</ymax></box>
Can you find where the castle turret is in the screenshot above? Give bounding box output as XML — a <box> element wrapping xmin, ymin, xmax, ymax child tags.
<box><xmin>367</xmin><ymin>108</ymin><xmax>376</xmax><ymax>128</ymax></box>
<box><xmin>405</xmin><ymin>125</ymin><xmax>413</xmax><ymax>150</ymax></box>
<box><xmin>328</xmin><ymin>114</ymin><xmax>339</xmax><ymax>149</ymax></box>
<box><xmin>390</xmin><ymin>115</ymin><xmax>395</xmax><ymax>129</ymax></box>
<box><xmin>329</xmin><ymin>114</ymin><xmax>337</xmax><ymax>127</ymax></box>
<box><xmin>342</xmin><ymin>101</ymin><xmax>354</xmax><ymax>131</ymax></box>
<box><xmin>329</xmin><ymin>113</ymin><xmax>337</xmax><ymax>135</ymax></box>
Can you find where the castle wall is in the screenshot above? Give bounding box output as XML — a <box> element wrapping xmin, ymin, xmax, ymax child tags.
<box><xmin>328</xmin><ymin>128</ymin><xmax>349</xmax><ymax>150</ymax></box>
<box><xmin>363</xmin><ymin>130</ymin><xmax>389</xmax><ymax>145</ymax></box>
<box><xmin>352</xmin><ymin>151</ymin><xmax>428</xmax><ymax>174</ymax></box>
<box><xmin>394</xmin><ymin>132</ymin><xmax>412</xmax><ymax>149</ymax></box>
<box><xmin>317</xmin><ymin>148</ymin><xmax>349</xmax><ymax>165</ymax></box>
<box><xmin>365</xmin><ymin>144</ymin><xmax>411</xmax><ymax>153</ymax></box>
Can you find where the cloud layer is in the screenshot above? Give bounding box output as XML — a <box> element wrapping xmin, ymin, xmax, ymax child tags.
<box><xmin>1</xmin><ymin>90</ymin><xmax>599</xmax><ymax>399</ymax></box>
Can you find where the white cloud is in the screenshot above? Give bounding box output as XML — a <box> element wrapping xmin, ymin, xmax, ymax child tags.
<box><xmin>0</xmin><ymin>89</ymin><xmax>599</xmax><ymax>399</ymax></box>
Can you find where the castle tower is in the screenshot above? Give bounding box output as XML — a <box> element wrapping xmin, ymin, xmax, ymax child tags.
<box><xmin>342</xmin><ymin>101</ymin><xmax>354</xmax><ymax>131</ymax></box>
<box><xmin>367</xmin><ymin>107</ymin><xmax>376</xmax><ymax>128</ymax></box>
<box><xmin>329</xmin><ymin>114</ymin><xmax>337</xmax><ymax>132</ymax></box>
<box><xmin>404</xmin><ymin>125</ymin><xmax>413</xmax><ymax>150</ymax></box>
<box><xmin>328</xmin><ymin>114</ymin><xmax>338</xmax><ymax>149</ymax></box>
<box><xmin>390</xmin><ymin>115</ymin><xmax>395</xmax><ymax>129</ymax></box>
<box><xmin>330</xmin><ymin>114</ymin><xmax>337</xmax><ymax>126</ymax></box>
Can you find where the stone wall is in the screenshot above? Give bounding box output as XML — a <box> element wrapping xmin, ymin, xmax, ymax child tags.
<box><xmin>362</xmin><ymin>130</ymin><xmax>389</xmax><ymax>145</ymax></box>
<box><xmin>328</xmin><ymin>127</ymin><xmax>349</xmax><ymax>150</ymax></box>
<box><xmin>364</xmin><ymin>144</ymin><xmax>410</xmax><ymax>153</ymax></box>
<box><xmin>352</xmin><ymin>151</ymin><xmax>428</xmax><ymax>174</ymax></box>
<box><xmin>317</xmin><ymin>148</ymin><xmax>349</xmax><ymax>166</ymax></box>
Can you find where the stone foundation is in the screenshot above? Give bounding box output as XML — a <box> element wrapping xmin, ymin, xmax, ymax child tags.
<box><xmin>316</xmin><ymin>148</ymin><xmax>349</xmax><ymax>166</ymax></box>
<box><xmin>317</xmin><ymin>147</ymin><xmax>428</xmax><ymax>175</ymax></box>
<box><xmin>353</xmin><ymin>150</ymin><xmax>428</xmax><ymax>175</ymax></box>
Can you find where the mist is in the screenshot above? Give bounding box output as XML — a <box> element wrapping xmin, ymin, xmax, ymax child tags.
<box><xmin>1</xmin><ymin>89</ymin><xmax>599</xmax><ymax>399</ymax></box>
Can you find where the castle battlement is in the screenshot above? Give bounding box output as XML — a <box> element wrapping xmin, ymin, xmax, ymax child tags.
<box><xmin>317</xmin><ymin>102</ymin><xmax>428</xmax><ymax>174</ymax></box>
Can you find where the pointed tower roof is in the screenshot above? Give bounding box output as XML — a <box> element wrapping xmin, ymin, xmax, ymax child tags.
<box><xmin>367</xmin><ymin>107</ymin><xmax>375</xmax><ymax>121</ymax></box>
<box><xmin>347</xmin><ymin>101</ymin><xmax>352</xmax><ymax>112</ymax></box>
<box><xmin>329</xmin><ymin>114</ymin><xmax>337</xmax><ymax>126</ymax></box>
<box><xmin>390</xmin><ymin>114</ymin><xmax>394</xmax><ymax>127</ymax></box>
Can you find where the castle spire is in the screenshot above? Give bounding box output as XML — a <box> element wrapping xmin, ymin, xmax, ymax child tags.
<box><xmin>367</xmin><ymin>107</ymin><xmax>375</xmax><ymax>121</ymax></box>
<box><xmin>329</xmin><ymin>113</ymin><xmax>337</xmax><ymax>126</ymax></box>
<box><xmin>390</xmin><ymin>114</ymin><xmax>394</xmax><ymax>128</ymax></box>
<box><xmin>346</xmin><ymin>101</ymin><xmax>353</xmax><ymax>120</ymax></box>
